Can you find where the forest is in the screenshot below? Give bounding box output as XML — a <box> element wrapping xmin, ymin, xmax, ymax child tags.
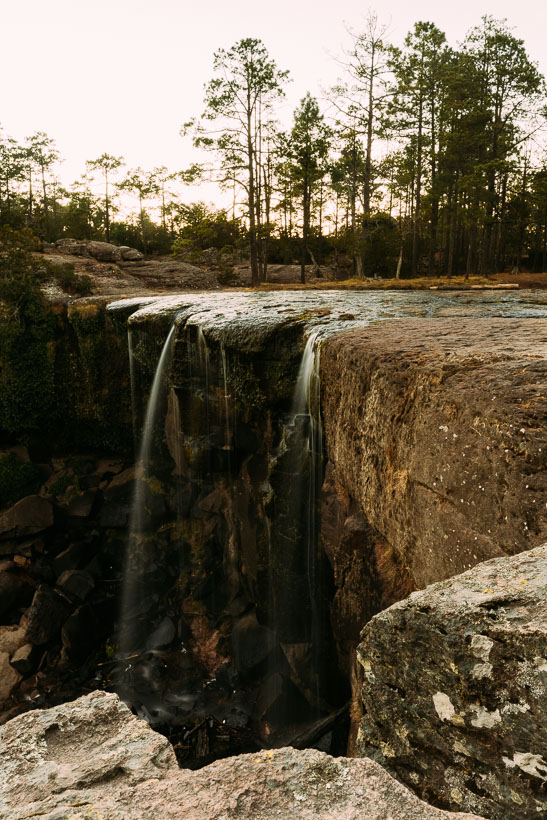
<box><xmin>1</xmin><ymin>14</ymin><xmax>546</xmax><ymax>284</ymax></box>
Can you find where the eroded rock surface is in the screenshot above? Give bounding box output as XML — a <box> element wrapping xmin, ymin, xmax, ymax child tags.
<box><xmin>0</xmin><ymin>690</ymin><xmax>485</xmax><ymax>819</ymax></box>
<box><xmin>321</xmin><ymin>318</ymin><xmax>547</xmax><ymax>591</ymax></box>
<box><xmin>357</xmin><ymin>544</ymin><xmax>547</xmax><ymax>820</ymax></box>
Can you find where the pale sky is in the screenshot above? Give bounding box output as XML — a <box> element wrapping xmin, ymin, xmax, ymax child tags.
<box><xmin>2</xmin><ymin>0</ymin><xmax>546</xmax><ymax>208</ymax></box>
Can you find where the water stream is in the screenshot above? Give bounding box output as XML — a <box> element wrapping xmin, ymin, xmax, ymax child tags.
<box><xmin>118</xmin><ymin>323</ymin><xmax>177</xmax><ymax>658</ymax></box>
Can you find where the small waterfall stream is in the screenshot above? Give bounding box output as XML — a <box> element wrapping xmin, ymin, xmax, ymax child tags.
<box><xmin>118</xmin><ymin>323</ymin><xmax>177</xmax><ymax>658</ymax></box>
<box><xmin>288</xmin><ymin>331</ymin><xmax>325</xmax><ymax>712</ymax></box>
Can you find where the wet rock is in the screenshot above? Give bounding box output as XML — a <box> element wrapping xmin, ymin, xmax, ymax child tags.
<box><xmin>10</xmin><ymin>643</ymin><xmax>39</xmax><ymax>676</ymax></box>
<box><xmin>0</xmin><ymin>568</ymin><xmax>33</xmax><ymax>618</ymax></box>
<box><xmin>0</xmin><ymin>691</ymin><xmax>484</xmax><ymax>819</ymax></box>
<box><xmin>53</xmin><ymin>541</ymin><xmax>91</xmax><ymax>575</ymax></box>
<box><xmin>0</xmin><ymin>625</ymin><xmax>26</xmax><ymax>655</ymax></box>
<box><xmin>66</xmin><ymin>490</ymin><xmax>97</xmax><ymax>518</ymax></box>
<box><xmin>24</xmin><ymin>585</ymin><xmax>70</xmax><ymax>645</ymax></box>
<box><xmin>61</xmin><ymin>604</ymin><xmax>99</xmax><ymax>662</ymax></box>
<box><xmin>56</xmin><ymin>569</ymin><xmax>95</xmax><ymax>601</ymax></box>
<box><xmin>145</xmin><ymin>616</ymin><xmax>176</xmax><ymax>650</ymax></box>
<box><xmin>0</xmin><ymin>495</ymin><xmax>53</xmax><ymax>539</ymax></box>
<box><xmin>231</xmin><ymin>612</ymin><xmax>277</xmax><ymax>673</ymax></box>
<box><xmin>357</xmin><ymin>543</ymin><xmax>547</xmax><ymax>820</ymax></box>
<box><xmin>0</xmin><ymin>652</ymin><xmax>21</xmax><ymax>701</ymax></box>
<box><xmin>100</xmin><ymin>466</ymin><xmax>136</xmax><ymax>528</ymax></box>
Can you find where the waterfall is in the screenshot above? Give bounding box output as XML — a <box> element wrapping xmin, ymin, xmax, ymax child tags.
<box><xmin>292</xmin><ymin>331</ymin><xmax>324</xmax><ymax>710</ymax></box>
<box><xmin>128</xmin><ymin>329</ymin><xmax>137</xmax><ymax>454</ymax></box>
<box><xmin>118</xmin><ymin>323</ymin><xmax>177</xmax><ymax>658</ymax></box>
<box><xmin>220</xmin><ymin>343</ymin><xmax>232</xmax><ymax>460</ymax></box>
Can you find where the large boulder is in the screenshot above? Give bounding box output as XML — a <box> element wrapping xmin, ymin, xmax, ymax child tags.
<box><xmin>56</xmin><ymin>238</ymin><xmax>122</xmax><ymax>262</ymax></box>
<box><xmin>0</xmin><ymin>691</ymin><xmax>484</xmax><ymax>819</ymax></box>
<box><xmin>55</xmin><ymin>239</ymin><xmax>143</xmax><ymax>263</ymax></box>
<box><xmin>357</xmin><ymin>543</ymin><xmax>547</xmax><ymax>820</ymax></box>
<box><xmin>24</xmin><ymin>585</ymin><xmax>70</xmax><ymax>645</ymax></box>
<box><xmin>119</xmin><ymin>245</ymin><xmax>144</xmax><ymax>261</ymax></box>
<box><xmin>0</xmin><ymin>495</ymin><xmax>53</xmax><ymax>539</ymax></box>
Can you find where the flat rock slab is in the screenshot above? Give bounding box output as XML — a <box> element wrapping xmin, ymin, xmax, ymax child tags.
<box><xmin>357</xmin><ymin>543</ymin><xmax>547</xmax><ymax>819</ymax></box>
<box><xmin>0</xmin><ymin>691</ymin><xmax>484</xmax><ymax>819</ymax></box>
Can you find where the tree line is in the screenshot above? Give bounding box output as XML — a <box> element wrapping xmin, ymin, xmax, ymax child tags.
<box><xmin>2</xmin><ymin>14</ymin><xmax>546</xmax><ymax>282</ymax></box>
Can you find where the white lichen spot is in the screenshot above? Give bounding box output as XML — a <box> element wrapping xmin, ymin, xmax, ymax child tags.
<box><xmin>504</xmin><ymin>753</ymin><xmax>547</xmax><ymax>782</ymax></box>
<box><xmin>453</xmin><ymin>740</ymin><xmax>471</xmax><ymax>757</ymax></box>
<box><xmin>501</xmin><ymin>702</ymin><xmax>530</xmax><ymax>715</ymax></box>
<box><xmin>471</xmin><ymin>634</ymin><xmax>494</xmax><ymax>662</ymax></box>
<box><xmin>450</xmin><ymin>788</ymin><xmax>463</xmax><ymax>803</ymax></box>
<box><xmin>439</xmin><ymin>425</ymin><xmax>448</xmax><ymax>432</ymax></box>
<box><xmin>433</xmin><ymin>692</ymin><xmax>455</xmax><ymax>722</ymax></box>
<box><xmin>470</xmin><ymin>706</ymin><xmax>502</xmax><ymax>728</ymax></box>
<box><xmin>472</xmin><ymin>662</ymin><xmax>493</xmax><ymax>679</ymax></box>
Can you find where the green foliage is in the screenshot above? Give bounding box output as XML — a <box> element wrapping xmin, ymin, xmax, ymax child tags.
<box><xmin>0</xmin><ymin>227</ymin><xmax>57</xmax><ymax>436</ymax></box>
<box><xmin>44</xmin><ymin>260</ymin><xmax>93</xmax><ymax>295</ymax></box>
<box><xmin>0</xmin><ymin>452</ymin><xmax>43</xmax><ymax>508</ymax></box>
<box><xmin>172</xmin><ymin>203</ymin><xmax>243</xmax><ymax>253</ymax></box>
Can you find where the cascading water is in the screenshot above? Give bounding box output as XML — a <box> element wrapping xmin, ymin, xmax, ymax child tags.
<box><xmin>220</xmin><ymin>343</ymin><xmax>232</xmax><ymax>467</ymax></box>
<box><xmin>115</xmin><ymin>307</ymin><xmax>347</xmax><ymax>757</ymax></box>
<box><xmin>118</xmin><ymin>323</ymin><xmax>177</xmax><ymax>659</ymax></box>
<box><xmin>288</xmin><ymin>331</ymin><xmax>325</xmax><ymax>711</ymax></box>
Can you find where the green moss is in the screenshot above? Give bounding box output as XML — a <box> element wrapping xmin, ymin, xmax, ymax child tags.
<box><xmin>227</xmin><ymin>360</ymin><xmax>266</xmax><ymax>411</ymax></box>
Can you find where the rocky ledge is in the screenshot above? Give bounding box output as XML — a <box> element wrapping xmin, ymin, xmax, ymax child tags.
<box><xmin>357</xmin><ymin>543</ymin><xmax>547</xmax><ymax>820</ymax></box>
<box><xmin>0</xmin><ymin>690</ymin><xmax>484</xmax><ymax>819</ymax></box>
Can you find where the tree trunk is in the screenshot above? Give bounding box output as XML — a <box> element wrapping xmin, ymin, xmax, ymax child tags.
<box><xmin>395</xmin><ymin>246</ymin><xmax>403</xmax><ymax>279</ymax></box>
<box><xmin>139</xmin><ymin>194</ymin><xmax>147</xmax><ymax>254</ymax></box>
<box><xmin>105</xmin><ymin>173</ymin><xmax>110</xmax><ymax>243</ymax></box>
<box><xmin>360</xmin><ymin>44</ymin><xmax>375</xmax><ymax>278</ymax></box>
<box><xmin>246</xmin><ymin>106</ymin><xmax>259</xmax><ymax>287</ymax></box>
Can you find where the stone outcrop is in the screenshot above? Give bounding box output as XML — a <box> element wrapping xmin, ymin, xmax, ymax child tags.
<box><xmin>321</xmin><ymin>318</ymin><xmax>547</xmax><ymax>591</ymax></box>
<box><xmin>356</xmin><ymin>544</ymin><xmax>547</xmax><ymax>820</ymax></box>
<box><xmin>321</xmin><ymin>318</ymin><xmax>547</xmax><ymax>750</ymax></box>
<box><xmin>0</xmin><ymin>690</ymin><xmax>485</xmax><ymax>819</ymax></box>
<box><xmin>55</xmin><ymin>238</ymin><xmax>144</xmax><ymax>262</ymax></box>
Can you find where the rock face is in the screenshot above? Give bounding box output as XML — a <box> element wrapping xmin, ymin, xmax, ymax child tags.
<box><xmin>0</xmin><ymin>691</ymin><xmax>484</xmax><ymax>820</ymax></box>
<box><xmin>321</xmin><ymin>319</ymin><xmax>547</xmax><ymax>591</ymax></box>
<box><xmin>321</xmin><ymin>318</ymin><xmax>547</xmax><ymax>749</ymax></box>
<box><xmin>356</xmin><ymin>544</ymin><xmax>547</xmax><ymax>820</ymax></box>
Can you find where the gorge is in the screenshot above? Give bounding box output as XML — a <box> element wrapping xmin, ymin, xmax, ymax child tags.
<box><xmin>0</xmin><ymin>288</ymin><xmax>546</xmax><ymax>818</ymax></box>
